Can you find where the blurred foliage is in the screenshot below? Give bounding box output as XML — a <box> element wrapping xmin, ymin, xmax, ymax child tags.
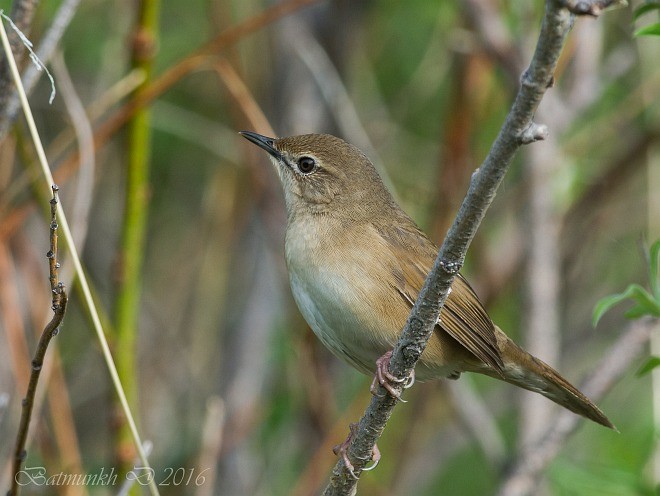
<box><xmin>633</xmin><ymin>1</ymin><xmax>660</xmax><ymax>37</ymax></box>
<box><xmin>593</xmin><ymin>239</ymin><xmax>660</xmax><ymax>326</ymax></box>
<box><xmin>0</xmin><ymin>0</ymin><xmax>658</xmax><ymax>495</ymax></box>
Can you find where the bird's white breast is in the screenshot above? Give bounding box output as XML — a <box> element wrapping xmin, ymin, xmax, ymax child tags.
<box><xmin>284</xmin><ymin>217</ymin><xmax>394</xmax><ymax>374</ymax></box>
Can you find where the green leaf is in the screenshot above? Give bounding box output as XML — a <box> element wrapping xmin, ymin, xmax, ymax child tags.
<box><xmin>636</xmin><ymin>356</ymin><xmax>660</xmax><ymax>377</ymax></box>
<box><xmin>633</xmin><ymin>1</ymin><xmax>660</xmax><ymax>21</ymax></box>
<box><xmin>624</xmin><ymin>302</ymin><xmax>660</xmax><ymax>319</ymax></box>
<box><xmin>592</xmin><ymin>283</ymin><xmax>660</xmax><ymax>326</ymax></box>
<box><xmin>628</xmin><ymin>284</ymin><xmax>660</xmax><ymax>315</ymax></box>
<box><xmin>624</xmin><ymin>303</ymin><xmax>651</xmax><ymax>319</ymax></box>
<box><xmin>592</xmin><ymin>240</ymin><xmax>660</xmax><ymax>326</ymax></box>
<box><xmin>634</xmin><ymin>23</ymin><xmax>660</xmax><ymax>37</ymax></box>
<box><xmin>593</xmin><ymin>292</ymin><xmax>632</xmax><ymax>327</ymax></box>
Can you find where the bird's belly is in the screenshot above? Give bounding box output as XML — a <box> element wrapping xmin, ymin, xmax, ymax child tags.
<box><xmin>288</xmin><ymin>266</ymin><xmax>393</xmax><ymax>375</ymax></box>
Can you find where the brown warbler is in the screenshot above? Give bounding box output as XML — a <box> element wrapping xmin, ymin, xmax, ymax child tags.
<box><xmin>240</xmin><ymin>131</ymin><xmax>614</xmax><ymax>430</ymax></box>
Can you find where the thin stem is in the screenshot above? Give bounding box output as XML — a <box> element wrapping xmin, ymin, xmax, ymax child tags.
<box><xmin>9</xmin><ymin>186</ymin><xmax>67</xmax><ymax>496</ymax></box>
<box><xmin>113</xmin><ymin>0</ymin><xmax>160</xmax><ymax>467</ymax></box>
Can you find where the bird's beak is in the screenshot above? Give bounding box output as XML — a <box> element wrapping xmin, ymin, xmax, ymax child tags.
<box><xmin>239</xmin><ymin>131</ymin><xmax>283</xmax><ymax>161</ymax></box>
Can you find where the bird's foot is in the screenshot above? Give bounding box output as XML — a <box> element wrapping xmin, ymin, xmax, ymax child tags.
<box><xmin>332</xmin><ymin>422</ymin><xmax>381</xmax><ymax>479</ymax></box>
<box><xmin>370</xmin><ymin>350</ymin><xmax>415</xmax><ymax>401</ymax></box>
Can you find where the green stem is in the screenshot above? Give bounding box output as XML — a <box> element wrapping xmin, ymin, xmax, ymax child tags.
<box><xmin>114</xmin><ymin>0</ymin><xmax>160</xmax><ymax>466</ymax></box>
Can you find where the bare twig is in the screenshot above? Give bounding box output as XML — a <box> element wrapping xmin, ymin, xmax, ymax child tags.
<box><xmin>9</xmin><ymin>185</ymin><xmax>67</xmax><ymax>496</ymax></box>
<box><xmin>497</xmin><ymin>318</ymin><xmax>654</xmax><ymax>496</ymax></box>
<box><xmin>322</xmin><ymin>2</ymin><xmax>605</xmax><ymax>494</ymax></box>
<box><xmin>13</xmin><ymin>234</ymin><xmax>85</xmax><ymax>492</ymax></box>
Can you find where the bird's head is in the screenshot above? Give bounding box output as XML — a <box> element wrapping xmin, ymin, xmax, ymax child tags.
<box><xmin>240</xmin><ymin>132</ymin><xmax>393</xmax><ymax>220</ymax></box>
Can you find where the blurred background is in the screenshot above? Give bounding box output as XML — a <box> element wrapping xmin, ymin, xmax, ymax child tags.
<box><xmin>0</xmin><ymin>0</ymin><xmax>658</xmax><ymax>494</ymax></box>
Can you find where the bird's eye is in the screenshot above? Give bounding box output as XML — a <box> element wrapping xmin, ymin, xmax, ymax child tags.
<box><xmin>297</xmin><ymin>156</ymin><xmax>316</xmax><ymax>174</ymax></box>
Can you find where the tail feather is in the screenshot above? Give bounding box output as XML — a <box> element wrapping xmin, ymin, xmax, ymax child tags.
<box><xmin>485</xmin><ymin>327</ymin><xmax>615</xmax><ymax>430</ymax></box>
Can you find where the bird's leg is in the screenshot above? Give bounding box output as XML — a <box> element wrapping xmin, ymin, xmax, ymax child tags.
<box><xmin>332</xmin><ymin>422</ymin><xmax>381</xmax><ymax>479</ymax></box>
<box><xmin>370</xmin><ymin>350</ymin><xmax>415</xmax><ymax>400</ymax></box>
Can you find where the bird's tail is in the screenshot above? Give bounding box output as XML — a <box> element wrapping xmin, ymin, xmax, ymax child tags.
<box><xmin>483</xmin><ymin>327</ymin><xmax>615</xmax><ymax>429</ymax></box>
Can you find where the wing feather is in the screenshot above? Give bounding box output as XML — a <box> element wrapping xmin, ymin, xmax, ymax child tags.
<box><xmin>380</xmin><ymin>222</ymin><xmax>504</xmax><ymax>375</ymax></box>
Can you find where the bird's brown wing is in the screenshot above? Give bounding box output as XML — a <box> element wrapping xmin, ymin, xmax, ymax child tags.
<box><xmin>441</xmin><ymin>274</ymin><xmax>504</xmax><ymax>374</ymax></box>
<box><xmin>380</xmin><ymin>222</ymin><xmax>505</xmax><ymax>375</ymax></box>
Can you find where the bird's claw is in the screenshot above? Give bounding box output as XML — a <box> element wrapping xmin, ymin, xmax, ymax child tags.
<box><xmin>333</xmin><ymin>423</ymin><xmax>381</xmax><ymax>479</ymax></box>
<box><xmin>370</xmin><ymin>350</ymin><xmax>415</xmax><ymax>401</ymax></box>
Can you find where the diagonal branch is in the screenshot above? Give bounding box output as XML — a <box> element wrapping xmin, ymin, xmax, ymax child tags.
<box><xmin>322</xmin><ymin>1</ymin><xmax>617</xmax><ymax>493</ymax></box>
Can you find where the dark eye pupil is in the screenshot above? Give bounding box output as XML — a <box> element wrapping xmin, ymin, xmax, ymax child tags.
<box><xmin>298</xmin><ymin>157</ymin><xmax>315</xmax><ymax>173</ymax></box>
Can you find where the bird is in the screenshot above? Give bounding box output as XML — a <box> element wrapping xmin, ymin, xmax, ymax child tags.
<box><xmin>240</xmin><ymin>131</ymin><xmax>614</xmax><ymax>434</ymax></box>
